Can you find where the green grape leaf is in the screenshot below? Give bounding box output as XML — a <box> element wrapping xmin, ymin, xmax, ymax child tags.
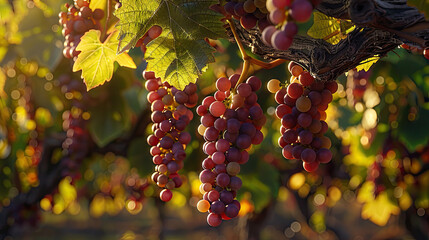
<box><xmin>396</xmin><ymin>106</ymin><xmax>429</xmax><ymax>151</ymax></box>
<box><xmin>408</xmin><ymin>0</ymin><xmax>429</xmax><ymax>19</ymax></box>
<box><xmin>73</xmin><ymin>30</ymin><xmax>136</xmax><ymax>90</ymax></box>
<box><xmin>355</xmin><ymin>56</ymin><xmax>380</xmax><ymax>72</ymax></box>
<box><xmin>88</xmin><ymin>93</ymin><xmax>130</xmax><ymax>147</ymax></box>
<box><xmin>308</xmin><ymin>12</ymin><xmax>355</xmax><ymax>45</ymax></box>
<box><xmin>127</xmin><ymin>138</ymin><xmax>153</xmax><ymax>176</ymax></box>
<box><xmin>114</xmin><ymin>0</ymin><xmax>226</xmax><ymax>90</ymax></box>
<box><xmin>89</xmin><ymin>0</ymin><xmax>107</xmax><ymax>12</ymax></box>
<box><xmin>241</xmin><ymin>162</ymin><xmax>279</xmax><ymax>212</ymax></box>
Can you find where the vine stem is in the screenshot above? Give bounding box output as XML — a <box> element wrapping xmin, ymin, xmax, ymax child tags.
<box><xmin>102</xmin><ymin>0</ymin><xmax>112</xmax><ymax>41</ymax></box>
<box><xmin>226</xmin><ymin>20</ymin><xmax>287</xmax><ymax>90</ymax></box>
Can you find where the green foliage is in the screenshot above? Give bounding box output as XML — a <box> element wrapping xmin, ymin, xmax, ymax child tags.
<box><xmin>241</xmin><ymin>161</ymin><xmax>279</xmax><ymax>212</ymax></box>
<box><xmin>15</xmin><ymin>1</ymin><xmax>63</xmax><ymax>70</ymax></box>
<box><xmin>396</xmin><ymin>106</ymin><xmax>429</xmax><ymax>151</ymax></box>
<box><xmin>114</xmin><ymin>0</ymin><xmax>226</xmax><ymax>90</ymax></box>
<box><xmin>88</xmin><ymin>92</ymin><xmax>131</xmax><ymax>147</ymax></box>
<box><xmin>73</xmin><ymin>30</ymin><xmax>136</xmax><ymax>90</ymax></box>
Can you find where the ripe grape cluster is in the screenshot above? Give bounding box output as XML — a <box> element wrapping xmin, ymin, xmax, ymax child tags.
<box><xmin>59</xmin><ymin>0</ymin><xmax>104</xmax><ymax>59</ymax></box>
<box><xmin>262</xmin><ymin>0</ymin><xmax>319</xmax><ymax>50</ymax></box>
<box><xmin>267</xmin><ymin>62</ymin><xmax>337</xmax><ymax>172</ymax></box>
<box><xmin>223</xmin><ymin>0</ymin><xmax>271</xmax><ymax>31</ymax></box>
<box><xmin>144</xmin><ymin>71</ymin><xmax>198</xmax><ymax>202</ymax></box>
<box><xmin>195</xmin><ymin>74</ymin><xmax>266</xmax><ymax>227</ymax></box>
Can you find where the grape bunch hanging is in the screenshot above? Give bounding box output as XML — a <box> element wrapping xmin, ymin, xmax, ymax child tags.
<box><xmin>59</xmin><ymin>0</ymin><xmax>104</xmax><ymax>59</ymax></box>
<box><xmin>144</xmin><ymin>71</ymin><xmax>198</xmax><ymax>202</ymax></box>
<box><xmin>195</xmin><ymin>74</ymin><xmax>265</xmax><ymax>227</ymax></box>
<box><xmin>268</xmin><ymin>62</ymin><xmax>337</xmax><ymax>172</ymax></box>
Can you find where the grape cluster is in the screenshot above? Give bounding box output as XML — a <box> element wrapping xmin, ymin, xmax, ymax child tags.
<box><xmin>267</xmin><ymin>62</ymin><xmax>337</xmax><ymax>172</ymax></box>
<box><xmin>58</xmin><ymin>75</ymin><xmax>92</xmax><ymax>177</ymax></box>
<box><xmin>223</xmin><ymin>0</ymin><xmax>271</xmax><ymax>31</ymax></box>
<box><xmin>144</xmin><ymin>71</ymin><xmax>198</xmax><ymax>202</ymax></box>
<box><xmin>59</xmin><ymin>0</ymin><xmax>104</xmax><ymax>59</ymax></box>
<box><xmin>125</xmin><ymin>173</ymin><xmax>150</xmax><ymax>204</ymax></box>
<box><xmin>195</xmin><ymin>74</ymin><xmax>266</xmax><ymax>227</ymax></box>
<box><xmin>348</xmin><ymin>69</ymin><xmax>371</xmax><ymax>100</ymax></box>
<box><xmin>262</xmin><ymin>0</ymin><xmax>319</xmax><ymax>50</ymax></box>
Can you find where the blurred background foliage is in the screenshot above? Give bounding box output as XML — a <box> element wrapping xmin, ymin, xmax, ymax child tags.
<box><xmin>0</xmin><ymin>0</ymin><xmax>428</xmax><ymax>239</ymax></box>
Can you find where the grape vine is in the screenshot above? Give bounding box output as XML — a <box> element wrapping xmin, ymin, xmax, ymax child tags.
<box><xmin>1</xmin><ymin>0</ymin><xmax>429</xmax><ymax>238</ymax></box>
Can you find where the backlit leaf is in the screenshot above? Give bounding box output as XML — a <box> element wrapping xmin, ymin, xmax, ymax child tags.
<box><xmin>88</xmin><ymin>93</ymin><xmax>131</xmax><ymax>147</ymax></box>
<box><xmin>356</xmin><ymin>56</ymin><xmax>380</xmax><ymax>72</ymax></box>
<box><xmin>114</xmin><ymin>0</ymin><xmax>226</xmax><ymax>89</ymax></box>
<box><xmin>308</xmin><ymin>12</ymin><xmax>355</xmax><ymax>45</ymax></box>
<box><xmin>361</xmin><ymin>192</ymin><xmax>400</xmax><ymax>226</ymax></box>
<box><xmin>73</xmin><ymin>30</ymin><xmax>136</xmax><ymax>90</ymax></box>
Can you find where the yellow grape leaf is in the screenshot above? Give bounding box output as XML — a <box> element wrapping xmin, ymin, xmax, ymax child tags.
<box><xmin>355</xmin><ymin>56</ymin><xmax>380</xmax><ymax>72</ymax></box>
<box><xmin>357</xmin><ymin>181</ymin><xmax>375</xmax><ymax>203</ymax></box>
<box><xmin>89</xmin><ymin>0</ymin><xmax>107</xmax><ymax>12</ymax></box>
<box><xmin>399</xmin><ymin>191</ymin><xmax>412</xmax><ymax>210</ymax></box>
<box><xmin>73</xmin><ymin>30</ymin><xmax>136</xmax><ymax>90</ymax></box>
<box><xmin>343</xmin><ymin>133</ymin><xmax>376</xmax><ymax>167</ymax></box>
<box><xmin>361</xmin><ymin>192</ymin><xmax>400</xmax><ymax>226</ymax></box>
<box><xmin>308</xmin><ymin>12</ymin><xmax>355</xmax><ymax>45</ymax></box>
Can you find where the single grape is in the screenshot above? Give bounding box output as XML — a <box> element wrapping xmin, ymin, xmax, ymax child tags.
<box><xmin>240</xmin><ymin>14</ymin><xmax>258</xmax><ymax>29</ymax></box>
<box><xmin>209</xmin><ymin>101</ymin><xmax>226</xmax><ymax>117</ymax></box>
<box><xmin>93</xmin><ymin>9</ymin><xmax>104</xmax><ymax>20</ymax></box>
<box><xmin>160</xmin><ymin>189</ymin><xmax>173</xmax><ymax>202</ymax></box>
<box><xmin>267</xmin><ymin>79</ymin><xmax>281</xmax><ymax>93</ymax></box>
<box><xmin>269</xmin><ymin>8</ymin><xmax>286</xmax><ymax>24</ymax></box>
<box><xmin>287</xmin><ymin>82</ymin><xmax>303</xmax><ymax>99</ymax></box>
<box><xmin>211</xmin><ymin>200</ymin><xmax>226</xmax><ymax>215</ymax></box>
<box><xmin>282</xmin><ymin>22</ymin><xmax>298</xmax><ymax>37</ymax></box>
<box><xmin>207</xmin><ymin>213</ymin><xmax>222</xmax><ymax>227</ymax></box>
<box><xmin>225</xmin><ymin>204</ymin><xmax>239</xmax><ymax>218</ymax></box>
<box><xmin>271</xmin><ymin>30</ymin><xmax>293</xmax><ymax>50</ymax></box>
<box><xmin>290</xmin><ymin>0</ymin><xmax>313</xmax><ymax>22</ymax></box>
<box><xmin>296</xmin><ymin>96</ymin><xmax>312</xmax><ymax>112</ymax></box>
<box><xmin>148</xmin><ymin>25</ymin><xmax>162</xmax><ymax>39</ymax></box>
<box><xmin>262</xmin><ymin>25</ymin><xmax>277</xmax><ymax>46</ymax></box>
<box><xmin>301</xmin><ymin>148</ymin><xmax>316</xmax><ymax>162</ymax></box>
<box><xmin>197</xmin><ymin>200</ymin><xmax>211</xmax><ymax>212</ymax></box>
<box><xmin>303</xmin><ymin>161</ymin><xmax>319</xmax><ymax>172</ymax></box>
<box><xmin>216</xmin><ymin>77</ymin><xmax>231</xmax><ymax>92</ymax></box>
<box><xmin>282</xmin><ymin>144</ymin><xmax>294</xmax><ymax>159</ymax></box>
<box><xmin>317</xmin><ymin>148</ymin><xmax>332</xmax><ymax>163</ymax></box>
